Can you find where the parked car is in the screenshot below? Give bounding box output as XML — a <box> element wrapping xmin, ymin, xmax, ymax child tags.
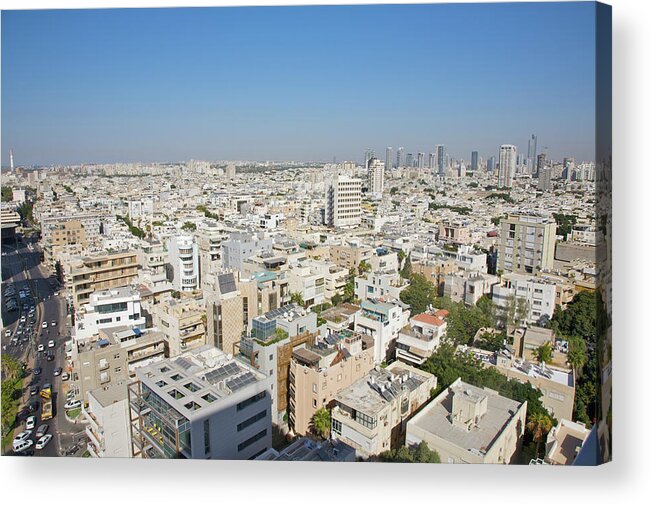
<box><xmin>48</xmin><ymin>340</ymin><xmax>55</xmax><ymax>348</ymax></box>
<box><xmin>37</xmin><ymin>343</ymin><xmax>44</xmax><ymax>352</ymax></box>
<box><xmin>13</xmin><ymin>439</ymin><xmax>34</xmax><ymax>454</ymax></box>
<box><xmin>41</xmin><ymin>322</ymin><xmax>48</xmax><ymax>329</ymax></box>
<box><xmin>13</xmin><ymin>430</ymin><xmax>32</xmax><ymax>444</ymax></box>
<box><xmin>47</xmin><ymin>353</ymin><xmax>54</xmax><ymax>362</ymax></box>
<box><xmin>33</xmin><ymin>367</ymin><xmax>42</xmax><ymax>376</ymax></box>
<box><xmin>30</xmin><ymin>386</ymin><xmax>39</xmax><ymax>396</ymax></box>
<box><xmin>51</xmin><ymin>320</ymin><xmax>57</xmax><ymax>326</ymax></box>
<box><xmin>4</xmin><ymin>329</ymin><xmax>11</xmax><ymax>337</ymax></box>
<box><xmin>61</xmin><ymin>372</ymin><xmax>70</xmax><ymax>381</ymax></box>
<box><xmin>35</xmin><ymin>434</ymin><xmax>52</xmax><ymax>450</ymax></box>
<box><xmin>36</xmin><ymin>424</ymin><xmax>49</xmax><ymax>438</ymax></box>
<box><xmin>28</xmin><ymin>401</ymin><xmax>39</xmax><ymax>413</ymax></box>
<box><xmin>25</xmin><ymin>416</ymin><xmax>36</xmax><ymax>430</ymax></box>
<box><xmin>64</xmin><ymin>400</ymin><xmax>81</xmax><ymax>410</ymax></box>
<box><xmin>53</xmin><ymin>367</ymin><xmax>62</xmax><ymax>376</ymax></box>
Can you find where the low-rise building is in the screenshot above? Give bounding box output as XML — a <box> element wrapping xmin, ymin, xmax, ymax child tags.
<box><xmin>406</xmin><ymin>378</ymin><xmax>527</xmax><ymax>464</ymax></box>
<box><xmin>83</xmin><ymin>382</ymin><xmax>131</xmax><ymax>458</ymax></box>
<box><xmin>128</xmin><ymin>345</ymin><xmax>273</xmax><ymax>459</ymax></box>
<box><xmin>353</xmin><ymin>299</ymin><xmax>410</xmax><ymax>364</ymax></box>
<box><xmin>492</xmin><ymin>272</ymin><xmax>556</xmax><ymax>325</ymax></box>
<box><xmin>289</xmin><ymin>330</ymin><xmax>374</xmax><ymax>436</ymax></box>
<box><xmin>331</xmin><ymin>362</ymin><xmax>436</xmax><ymax>457</ymax></box>
<box><xmin>396</xmin><ymin>310</ymin><xmax>448</xmax><ymax>366</ymax></box>
<box><xmin>443</xmin><ymin>271</ymin><xmax>499</xmax><ymax>306</ymax></box>
<box><xmin>255</xmin><ymin>437</ymin><xmax>356</xmax><ymax>462</ymax></box>
<box><xmin>543</xmin><ymin>418</ymin><xmax>591</xmax><ymax>465</ymax></box>
<box><xmin>354</xmin><ymin>270</ymin><xmax>409</xmax><ymax>303</ymax></box>
<box><xmin>151</xmin><ymin>297</ymin><xmax>206</xmax><ymax>357</ymax></box>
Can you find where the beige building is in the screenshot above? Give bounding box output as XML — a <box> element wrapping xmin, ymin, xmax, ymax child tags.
<box><xmin>543</xmin><ymin>418</ymin><xmax>591</xmax><ymax>465</ymax></box>
<box><xmin>498</xmin><ymin>213</ymin><xmax>557</xmax><ymax>275</ymax></box>
<box><xmin>412</xmin><ymin>259</ymin><xmax>458</xmax><ymax>294</ymax></box>
<box><xmin>151</xmin><ymin>297</ymin><xmax>206</xmax><ymax>357</ymax></box>
<box><xmin>205</xmin><ymin>272</ymin><xmax>245</xmax><ymax>356</ymax></box>
<box><xmin>289</xmin><ymin>331</ymin><xmax>374</xmax><ymax>436</ymax></box>
<box><xmin>71</xmin><ymin>250</ymin><xmax>140</xmax><ymax>309</ymax></box>
<box><xmin>331</xmin><ymin>362</ymin><xmax>436</xmax><ymax>457</ymax></box>
<box><xmin>329</xmin><ymin>242</ymin><xmax>373</xmax><ymax>270</ymax></box>
<box><xmin>83</xmin><ymin>382</ymin><xmax>131</xmax><ymax>458</ymax></box>
<box><xmin>406</xmin><ymin>378</ymin><xmax>527</xmax><ymax>464</ymax></box>
<box><xmin>438</xmin><ymin>221</ymin><xmax>471</xmax><ymax>245</ymax></box>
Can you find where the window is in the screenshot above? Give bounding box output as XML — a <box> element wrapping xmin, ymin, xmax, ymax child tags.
<box><xmin>115</xmin><ymin>367</ymin><xmax>122</xmax><ymax>373</ymax></box>
<box><xmin>184</xmin><ymin>382</ymin><xmax>200</xmax><ymax>392</ymax></box>
<box><xmin>313</xmin><ymin>399</ymin><xmax>317</xmax><ymax>408</ymax></box>
<box><xmin>269</xmin><ymin>354</ymin><xmax>273</xmax><ymax>361</ymax></box>
<box><xmin>312</xmin><ymin>383</ymin><xmax>317</xmax><ymax>393</ymax></box>
<box><xmin>237</xmin><ymin>429</ymin><xmax>267</xmax><ymax>452</ymax></box>
<box><xmin>332</xmin><ymin>418</ymin><xmax>342</xmax><ymax>435</ymax></box>
<box><xmin>237</xmin><ymin>391</ymin><xmax>266</xmax><ymax>411</ymax></box>
<box><xmin>202</xmin><ymin>393</ymin><xmax>217</xmax><ymax>403</ymax></box>
<box><xmin>237</xmin><ymin>410</ymin><xmax>267</xmax><ymax>431</ymax></box>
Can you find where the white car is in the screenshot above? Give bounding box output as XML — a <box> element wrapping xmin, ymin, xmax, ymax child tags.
<box><xmin>13</xmin><ymin>439</ymin><xmax>34</xmax><ymax>453</ymax></box>
<box><xmin>13</xmin><ymin>430</ymin><xmax>32</xmax><ymax>444</ymax></box>
<box><xmin>26</xmin><ymin>416</ymin><xmax>36</xmax><ymax>430</ymax></box>
<box><xmin>35</xmin><ymin>434</ymin><xmax>52</xmax><ymax>450</ymax></box>
<box><xmin>42</xmin><ymin>321</ymin><xmax>48</xmax><ymax>329</ymax></box>
<box><xmin>64</xmin><ymin>400</ymin><xmax>81</xmax><ymax>410</ymax></box>
<box><xmin>48</xmin><ymin>340</ymin><xmax>55</xmax><ymax>348</ymax></box>
<box><xmin>61</xmin><ymin>372</ymin><xmax>70</xmax><ymax>381</ymax></box>
<box><xmin>51</xmin><ymin>321</ymin><xmax>57</xmax><ymax>327</ymax></box>
<box><xmin>4</xmin><ymin>329</ymin><xmax>10</xmax><ymax>337</ymax></box>
<box><xmin>37</xmin><ymin>344</ymin><xmax>44</xmax><ymax>352</ymax></box>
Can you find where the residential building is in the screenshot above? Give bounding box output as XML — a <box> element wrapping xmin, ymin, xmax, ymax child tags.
<box><xmin>539</xmin><ymin>167</ymin><xmax>552</xmax><ymax>191</ymax></box>
<box><xmin>353</xmin><ymin>299</ymin><xmax>410</xmax><ymax>364</ymax></box>
<box><xmin>287</xmin><ymin>261</ymin><xmax>326</xmax><ymax>307</ymax></box>
<box><xmin>70</xmin><ymin>250</ymin><xmax>140</xmax><ymax>309</ymax></box>
<box><xmin>324</xmin><ymin>175</ymin><xmax>362</xmax><ymax>229</ymax></box>
<box><xmin>221</xmin><ymin>232</ymin><xmax>273</xmax><ymax>272</ymax></box>
<box><xmin>367</xmin><ymin>158</ymin><xmax>385</xmax><ymax>195</ymax></box>
<box><xmin>492</xmin><ymin>272</ymin><xmax>556</xmax><ymax>324</ymax></box>
<box><xmin>395</xmin><ymin>310</ymin><xmax>448</xmax><ymax>366</ymax></box>
<box><xmin>128</xmin><ymin>345</ymin><xmax>273</xmax><ymax>459</ymax></box>
<box><xmin>354</xmin><ymin>270</ymin><xmax>409</xmax><ymax>303</ymax></box>
<box><xmin>543</xmin><ymin>418</ymin><xmax>591</xmax><ymax>465</ymax></box>
<box><xmin>151</xmin><ymin>297</ymin><xmax>206</xmax><ymax>357</ymax></box>
<box><xmin>498</xmin><ymin>213</ymin><xmax>557</xmax><ymax>274</ymax></box>
<box><xmin>329</xmin><ymin>241</ymin><xmax>373</xmax><ymax>270</ymax></box>
<box><xmin>331</xmin><ymin>362</ymin><xmax>436</xmax><ymax>457</ymax></box>
<box><xmin>319</xmin><ymin>303</ymin><xmax>360</xmax><ymax>335</ymax></box>
<box><xmin>442</xmin><ymin>271</ymin><xmax>499</xmax><ymax>306</ymax></box>
<box><xmin>83</xmin><ymin>382</ymin><xmax>131</xmax><ymax>458</ymax></box>
<box><xmin>73</xmin><ymin>287</ymin><xmax>146</xmax><ymax>341</ymax></box>
<box><xmin>498</xmin><ymin>144</ymin><xmax>516</xmax><ymax>188</ymax></box>
<box><xmin>406</xmin><ymin>378</ymin><xmax>527</xmax><ymax>464</ymax></box>
<box><xmin>167</xmin><ymin>235</ymin><xmax>200</xmax><ymax>292</ymax></box>
<box><xmin>289</xmin><ymin>330</ymin><xmax>374</xmax><ymax>435</ymax></box>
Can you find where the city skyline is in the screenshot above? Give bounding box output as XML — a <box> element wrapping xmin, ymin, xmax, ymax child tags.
<box><xmin>2</xmin><ymin>3</ymin><xmax>597</xmax><ymax>166</ymax></box>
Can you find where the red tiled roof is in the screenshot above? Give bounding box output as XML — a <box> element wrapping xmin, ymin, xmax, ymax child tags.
<box><xmin>434</xmin><ymin>309</ymin><xmax>449</xmax><ymax>318</ymax></box>
<box><xmin>412</xmin><ymin>313</ymin><xmax>446</xmax><ymax>326</ymax></box>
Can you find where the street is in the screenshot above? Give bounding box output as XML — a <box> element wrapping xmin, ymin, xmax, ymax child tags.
<box><xmin>2</xmin><ymin>235</ymin><xmax>86</xmax><ymax>457</ymax></box>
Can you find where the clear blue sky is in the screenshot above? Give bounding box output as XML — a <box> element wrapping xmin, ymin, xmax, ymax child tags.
<box><xmin>1</xmin><ymin>2</ymin><xmax>597</xmax><ymax>166</ymax></box>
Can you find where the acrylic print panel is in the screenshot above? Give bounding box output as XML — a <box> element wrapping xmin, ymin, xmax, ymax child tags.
<box><xmin>0</xmin><ymin>1</ymin><xmax>611</xmax><ymax>465</ymax></box>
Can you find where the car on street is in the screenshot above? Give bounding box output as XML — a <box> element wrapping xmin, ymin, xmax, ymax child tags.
<box><xmin>13</xmin><ymin>430</ymin><xmax>32</xmax><ymax>444</ymax></box>
<box><xmin>36</xmin><ymin>424</ymin><xmax>49</xmax><ymax>437</ymax></box>
<box><xmin>47</xmin><ymin>352</ymin><xmax>54</xmax><ymax>361</ymax></box>
<box><xmin>35</xmin><ymin>434</ymin><xmax>52</xmax><ymax>450</ymax></box>
<box><xmin>4</xmin><ymin>329</ymin><xmax>11</xmax><ymax>337</ymax></box>
<box><xmin>26</xmin><ymin>416</ymin><xmax>36</xmax><ymax>430</ymax></box>
<box><xmin>48</xmin><ymin>340</ymin><xmax>55</xmax><ymax>348</ymax></box>
<box><xmin>53</xmin><ymin>367</ymin><xmax>62</xmax><ymax>376</ymax></box>
<box><xmin>37</xmin><ymin>343</ymin><xmax>44</xmax><ymax>352</ymax></box>
<box><xmin>61</xmin><ymin>372</ymin><xmax>69</xmax><ymax>381</ymax></box>
<box><xmin>64</xmin><ymin>400</ymin><xmax>81</xmax><ymax>410</ymax></box>
<box><xmin>30</xmin><ymin>386</ymin><xmax>39</xmax><ymax>396</ymax></box>
<box><xmin>51</xmin><ymin>321</ymin><xmax>57</xmax><ymax>326</ymax></box>
<box><xmin>33</xmin><ymin>367</ymin><xmax>42</xmax><ymax>376</ymax></box>
<box><xmin>42</xmin><ymin>322</ymin><xmax>48</xmax><ymax>328</ymax></box>
<box><xmin>13</xmin><ymin>439</ymin><xmax>34</xmax><ymax>454</ymax></box>
<box><xmin>43</xmin><ymin>382</ymin><xmax>52</xmax><ymax>391</ymax></box>
<box><xmin>28</xmin><ymin>401</ymin><xmax>39</xmax><ymax>413</ymax></box>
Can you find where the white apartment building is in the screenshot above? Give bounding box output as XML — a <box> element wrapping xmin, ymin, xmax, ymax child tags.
<box><xmin>325</xmin><ymin>175</ymin><xmax>362</xmax><ymax>229</ymax></box>
<box><xmin>84</xmin><ymin>383</ymin><xmax>131</xmax><ymax>458</ymax></box>
<box><xmin>167</xmin><ymin>235</ymin><xmax>200</xmax><ymax>292</ymax></box>
<box><xmin>129</xmin><ymin>345</ymin><xmax>273</xmax><ymax>460</ymax></box>
<box><xmin>443</xmin><ymin>271</ymin><xmax>499</xmax><ymax>306</ymax></box>
<box><xmin>354</xmin><ymin>270</ymin><xmax>409</xmax><ymax>303</ymax></box>
<box><xmin>492</xmin><ymin>272</ymin><xmax>556</xmax><ymax>325</ymax></box>
<box><xmin>259</xmin><ymin>213</ymin><xmax>284</xmax><ymax>230</ymax></box>
<box><xmin>498</xmin><ymin>144</ymin><xmax>517</xmax><ymax>188</ymax></box>
<box><xmin>287</xmin><ymin>262</ymin><xmax>326</xmax><ymax>307</ymax></box>
<box><xmin>221</xmin><ymin>232</ymin><xmax>273</xmax><ymax>272</ymax></box>
<box><xmin>74</xmin><ymin>287</ymin><xmax>146</xmax><ymax>341</ymax></box>
<box><xmin>367</xmin><ymin>158</ymin><xmax>385</xmax><ymax>196</ymax></box>
<box><xmin>353</xmin><ymin>299</ymin><xmax>410</xmax><ymax>364</ymax></box>
<box><xmin>396</xmin><ymin>310</ymin><xmax>448</xmax><ymax>366</ymax></box>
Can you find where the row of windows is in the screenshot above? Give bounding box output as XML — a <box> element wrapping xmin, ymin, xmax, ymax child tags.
<box><xmin>237</xmin><ymin>428</ymin><xmax>267</xmax><ymax>452</ymax></box>
<box><xmin>237</xmin><ymin>409</ymin><xmax>267</xmax><ymax>432</ymax></box>
<box><xmin>237</xmin><ymin>391</ymin><xmax>266</xmax><ymax>411</ymax></box>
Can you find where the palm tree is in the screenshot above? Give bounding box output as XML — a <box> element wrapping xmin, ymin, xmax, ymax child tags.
<box><xmin>311</xmin><ymin>408</ymin><xmax>331</xmax><ymax>440</ymax></box>
<box><xmin>526</xmin><ymin>412</ymin><xmax>553</xmax><ymax>458</ymax></box>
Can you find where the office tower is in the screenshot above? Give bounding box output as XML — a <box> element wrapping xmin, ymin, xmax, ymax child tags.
<box><xmin>535</xmin><ymin>152</ymin><xmax>547</xmax><ymax>179</ymax></box>
<box><xmin>368</xmin><ymin>158</ymin><xmax>385</xmax><ymax>195</ymax></box>
<box><xmin>9</xmin><ymin>148</ymin><xmax>14</xmax><ymax>170</ymax></box>
<box><xmin>417</xmin><ymin>152</ymin><xmax>425</xmax><ymax>170</ymax></box>
<box><xmin>471</xmin><ymin>151</ymin><xmax>479</xmax><ymax>171</ymax></box>
<box><xmin>498</xmin><ymin>145</ymin><xmax>517</xmax><ymax>188</ymax></box>
<box><xmin>527</xmin><ymin>134</ymin><xmax>537</xmax><ymax>175</ymax></box>
<box><xmin>458</xmin><ymin>162</ymin><xmax>466</xmax><ymax>178</ymax></box>
<box><xmin>487</xmin><ymin>156</ymin><xmax>496</xmax><ymax>172</ymax></box>
<box><xmin>226</xmin><ymin>163</ymin><xmax>236</xmax><ymax>179</ymax></box>
<box><xmin>563</xmin><ymin>157</ymin><xmax>575</xmax><ymax>180</ymax></box>
<box><xmin>385</xmin><ymin>146</ymin><xmax>393</xmax><ymax>170</ymax></box>
<box><xmin>406</xmin><ymin>153</ymin><xmax>414</xmax><ymax>168</ymax></box>
<box><xmin>325</xmin><ymin>175</ymin><xmax>362</xmax><ymax>229</ymax></box>
<box><xmin>436</xmin><ymin>145</ymin><xmax>447</xmax><ymax>176</ymax></box>
<box><xmin>428</xmin><ymin>153</ymin><xmax>435</xmax><ymax>170</ymax></box>
<box><xmin>396</xmin><ymin>147</ymin><xmax>404</xmax><ymax>168</ymax></box>
<box><xmin>497</xmin><ymin>213</ymin><xmax>557</xmax><ymax>274</ymax></box>
<box><xmin>364</xmin><ymin>148</ymin><xmax>375</xmax><ymax>168</ymax></box>
<box><xmin>167</xmin><ymin>235</ymin><xmax>200</xmax><ymax>292</ymax></box>
<box><xmin>539</xmin><ymin>167</ymin><xmax>552</xmax><ymax>191</ymax></box>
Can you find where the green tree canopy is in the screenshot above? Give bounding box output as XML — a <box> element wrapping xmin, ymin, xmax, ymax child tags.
<box><xmin>379</xmin><ymin>441</ymin><xmax>441</xmax><ymax>463</ymax></box>
<box><xmin>399</xmin><ymin>273</ymin><xmax>436</xmax><ymax>315</ymax></box>
<box><xmin>311</xmin><ymin>408</ymin><xmax>331</xmax><ymax>440</ymax></box>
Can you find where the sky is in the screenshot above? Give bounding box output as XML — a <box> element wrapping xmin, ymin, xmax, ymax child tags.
<box><xmin>1</xmin><ymin>2</ymin><xmax>597</xmax><ymax>166</ymax></box>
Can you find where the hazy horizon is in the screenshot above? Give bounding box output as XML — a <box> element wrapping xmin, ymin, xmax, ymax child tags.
<box><xmin>1</xmin><ymin>3</ymin><xmax>597</xmax><ymax>167</ymax></box>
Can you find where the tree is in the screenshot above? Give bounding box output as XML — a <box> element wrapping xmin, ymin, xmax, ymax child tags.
<box><xmin>399</xmin><ymin>273</ymin><xmax>436</xmax><ymax>315</ymax></box>
<box><xmin>535</xmin><ymin>342</ymin><xmax>553</xmax><ymax>365</ymax></box>
<box><xmin>181</xmin><ymin>221</ymin><xmax>196</xmax><ymax>232</ymax></box>
<box><xmin>378</xmin><ymin>441</ymin><xmax>441</xmax><ymax>463</ymax></box>
<box><xmin>311</xmin><ymin>408</ymin><xmax>331</xmax><ymax>439</ymax></box>
<box><xmin>358</xmin><ymin>260</ymin><xmax>371</xmax><ymax>275</ymax></box>
<box><xmin>526</xmin><ymin>412</ymin><xmax>553</xmax><ymax>458</ymax></box>
<box><xmin>567</xmin><ymin>336</ymin><xmax>588</xmax><ymax>372</ymax></box>
<box><xmin>290</xmin><ymin>292</ymin><xmax>304</xmax><ymax>306</ymax></box>
<box><xmin>1</xmin><ymin>186</ymin><xmax>13</xmax><ymax>202</ymax></box>
<box><xmin>400</xmin><ymin>253</ymin><xmax>412</xmax><ymax>279</ymax></box>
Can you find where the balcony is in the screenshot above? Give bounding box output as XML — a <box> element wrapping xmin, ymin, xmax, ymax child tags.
<box><xmin>86</xmin><ymin>441</ymin><xmax>100</xmax><ymax>458</ymax></box>
<box><xmin>86</xmin><ymin>424</ymin><xmax>103</xmax><ymax>449</ymax></box>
